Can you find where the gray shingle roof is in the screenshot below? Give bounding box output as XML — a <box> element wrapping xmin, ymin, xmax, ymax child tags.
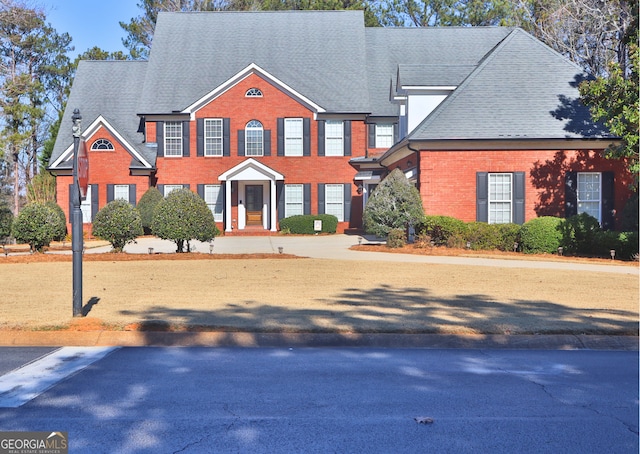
<box><xmin>409</xmin><ymin>28</ymin><xmax>611</xmax><ymax>140</ymax></box>
<box><xmin>50</xmin><ymin>60</ymin><xmax>152</xmax><ymax>167</ymax></box>
<box><xmin>364</xmin><ymin>26</ymin><xmax>512</xmax><ymax>117</ymax></box>
<box><xmin>137</xmin><ymin>11</ymin><xmax>370</xmax><ymax>114</ymax></box>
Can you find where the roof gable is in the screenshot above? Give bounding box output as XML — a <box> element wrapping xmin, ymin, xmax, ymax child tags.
<box><xmin>184</xmin><ymin>63</ymin><xmax>325</xmax><ymax>116</ymax></box>
<box><xmin>138</xmin><ymin>11</ymin><xmax>370</xmax><ymax>115</ymax></box>
<box><xmin>409</xmin><ymin>28</ymin><xmax>611</xmax><ymax>141</ymax></box>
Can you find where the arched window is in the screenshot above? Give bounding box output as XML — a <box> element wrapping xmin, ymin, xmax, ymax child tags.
<box><xmin>245</xmin><ymin>120</ymin><xmax>263</xmax><ymax>156</ymax></box>
<box><xmin>245</xmin><ymin>88</ymin><xmax>263</xmax><ymax>97</ymax></box>
<box><xmin>90</xmin><ymin>139</ymin><xmax>114</xmax><ymax>151</ymax></box>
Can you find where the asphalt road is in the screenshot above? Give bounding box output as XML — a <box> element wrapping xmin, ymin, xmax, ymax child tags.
<box><xmin>0</xmin><ymin>347</ymin><xmax>637</xmax><ymax>453</ymax></box>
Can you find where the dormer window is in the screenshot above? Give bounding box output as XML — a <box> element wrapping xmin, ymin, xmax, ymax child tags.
<box><xmin>90</xmin><ymin>139</ymin><xmax>114</xmax><ymax>151</ymax></box>
<box><xmin>245</xmin><ymin>88</ymin><xmax>263</xmax><ymax>97</ymax></box>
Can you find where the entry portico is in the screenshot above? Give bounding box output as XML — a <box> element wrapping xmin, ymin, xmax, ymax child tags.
<box><xmin>219</xmin><ymin>158</ymin><xmax>284</xmax><ymax>232</ymax></box>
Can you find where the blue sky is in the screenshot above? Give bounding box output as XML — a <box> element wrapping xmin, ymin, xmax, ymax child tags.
<box><xmin>40</xmin><ymin>0</ymin><xmax>141</xmax><ymax>58</ymax></box>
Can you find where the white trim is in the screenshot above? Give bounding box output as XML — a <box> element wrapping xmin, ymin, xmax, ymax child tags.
<box><xmin>219</xmin><ymin>158</ymin><xmax>284</xmax><ymax>182</ymax></box>
<box><xmin>185</xmin><ymin>63</ymin><xmax>325</xmax><ymax>114</ymax></box>
<box><xmin>400</xmin><ymin>85</ymin><xmax>457</xmax><ymax>91</ymax></box>
<box><xmin>50</xmin><ymin>115</ymin><xmax>153</xmax><ymax>169</ymax></box>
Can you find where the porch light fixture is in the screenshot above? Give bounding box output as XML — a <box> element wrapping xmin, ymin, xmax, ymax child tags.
<box><xmin>357</xmin><ymin>184</ymin><xmax>363</xmax><ymax>195</ymax></box>
<box><xmin>610</xmin><ymin>249</ymin><xmax>615</xmax><ymax>260</ymax></box>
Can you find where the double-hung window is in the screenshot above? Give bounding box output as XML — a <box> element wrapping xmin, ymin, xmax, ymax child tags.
<box><xmin>577</xmin><ymin>172</ymin><xmax>601</xmax><ymax>222</ymax></box>
<box><xmin>204</xmin><ymin>119</ymin><xmax>223</xmax><ymax>156</ymax></box>
<box><xmin>204</xmin><ymin>185</ymin><xmax>224</xmax><ymax>222</ymax></box>
<box><xmin>245</xmin><ymin>120</ymin><xmax>263</xmax><ymax>156</ymax></box>
<box><xmin>325</xmin><ymin>184</ymin><xmax>344</xmax><ymax>221</ymax></box>
<box><xmin>285</xmin><ymin>184</ymin><xmax>304</xmax><ymax>217</ymax></box>
<box><xmin>325</xmin><ymin>120</ymin><xmax>343</xmax><ymax>156</ymax></box>
<box><xmin>163</xmin><ymin>185</ymin><xmax>184</xmax><ymax>197</ymax></box>
<box><xmin>164</xmin><ymin>121</ymin><xmax>183</xmax><ymax>157</ymax></box>
<box><xmin>375</xmin><ymin>124</ymin><xmax>394</xmax><ymax>148</ymax></box>
<box><xmin>284</xmin><ymin>118</ymin><xmax>303</xmax><ymax>156</ymax></box>
<box><xmin>488</xmin><ymin>173</ymin><xmax>512</xmax><ymax>224</ymax></box>
<box><xmin>114</xmin><ymin>185</ymin><xmax>129</xmax><ymax>201</ymax></box>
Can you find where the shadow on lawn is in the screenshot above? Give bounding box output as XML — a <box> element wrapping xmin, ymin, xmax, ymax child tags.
<box><xmin>117</xmin><ymin>284</ymin><xmax>638</xmax><ymax>346</ymax></box>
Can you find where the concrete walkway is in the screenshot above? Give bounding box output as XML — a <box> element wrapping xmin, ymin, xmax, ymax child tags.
<box><xmin>88</xmin><ymin>234</ymin><xmax>639</xmax><ymax>275</ymax></box>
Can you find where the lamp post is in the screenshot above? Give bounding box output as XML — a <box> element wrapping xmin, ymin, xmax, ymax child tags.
<box><xmin>71</xmin><ymin>109</ymin><xmax>84</xmax><ymax>317</ymax></box>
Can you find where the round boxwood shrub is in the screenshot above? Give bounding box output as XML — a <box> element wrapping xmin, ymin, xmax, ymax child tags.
<box><xmin>386</xmin><ymin>228</ymin><xmax>406</xmax><ymax>248</ymax></box>
<box><xmin>415</xmin><ymin>215</ymin><xmax>467</xmax><ymax>246</ymax></box>
<box><xmin>519</xmin><ymin>216</ymin><xmax>563</xmax><ymax>254</ymax></box>
<box><xmin>495</xmin><ymin>223</ymin><xmax>522</xmax><ymax>252</ymax></box>
<box><xmin>137</xmin><ymin>187</ymin><xmax>163</xmax><ymax>234</ymax></box>
<box><xmin>279</xmin><ymin>214</ymin><xmax>338</xmax><ymax>234</ymax></box>
<box><xmin>11</xmin><ymin>203</ymin><xmax>65</xmax><ymax>252</ymax></box>
<box><xmin>152</xmin><ymin>188</ymin><xmax>219</xmax><ymax>252</ymax></box>
<box><xmin>45</xmin><ymin>202</ymin><xmax>67</xmax><ymax>241</ymax></box>
<box><xmin>92</xmin><ymin>199</ymin><xmax>143</xmax><ymax>252</ymax></box>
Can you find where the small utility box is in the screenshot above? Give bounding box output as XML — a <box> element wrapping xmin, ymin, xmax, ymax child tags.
<box><xmin>314</xmin><ymin>219</ymin><xmax>322</xmax><ymax>233</ymax></box>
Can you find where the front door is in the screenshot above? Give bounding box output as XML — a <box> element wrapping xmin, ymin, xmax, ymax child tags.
<box><xmin>245</xmin><ymin>185</ymin><xmax>263</xmax><ymax>226</ymax></box>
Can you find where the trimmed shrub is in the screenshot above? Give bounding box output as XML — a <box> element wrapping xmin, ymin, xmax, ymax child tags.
<box><xmin>465</xmin><ymin>222</ymin><xmax>502</xmax><ymax>250</ymax></box>
<box><xmin>279</xmin><ymin>214</ymin><xmax>338</xmax><ymax>234</ymax></box>
<box><xmin>415</xmin><ymin>215</ymin><xmax>467</xmax><ymax>246</ymax></box>
<box><xmin>0</xmin><ymin>204</ymin><xmax>13</xmax><ymax>240</ymax></box>
<box><xmin>137</xmin><ymin>187</ymin><xmax>163</xmax><ymax>234</ymax></box>
<box><xmin>45</xmin><ymin>202</ymin><xmax>67</xmax><ymax>241</ymax></box>
<box><xmin>559</xmin><ymin>213</ymin><xmax>601</xmax><ymax>254</ymax></box>
<box><xmin>386</xmin><ymin>228</ymin><xmax>406</xmax><ymax>248</ymax></box>
<box><xmin>11</xmin><ymin>203</ymin><xmax>65</xmax><ymax>252</ymax></box>
<box><xmin>591</xmin><ymin>230</ymin><xmax>639</xmax><ymax>260</ymax></box>
<box><xmin>519</xmin><ymin>216</ymin><xmax>563</xmax><ymax>254</ymax></box>
<box><xmin>495</xmin><ymin>223</ymin><xmax>522</xmax><ymax>252</ymax></box>
<box><xmin>363</xmin><ymin>168</ymin><xmax>425</xmax><ymax>237</ymax></box>
<box><xmin>92</xmin><ymin>200</ymin><xmax>143</xmax><ymax>252</ymax></box>
<box><xmin>152</xmin><ymin>188</ymin><xmax>219</xmax><ymax>252</ymax></box>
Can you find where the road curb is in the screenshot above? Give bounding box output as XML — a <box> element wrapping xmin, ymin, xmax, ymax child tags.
<box><xmin>0</xmin><ymin>331</ymin><xmax>637</xmax><ymax>350</ymax></box>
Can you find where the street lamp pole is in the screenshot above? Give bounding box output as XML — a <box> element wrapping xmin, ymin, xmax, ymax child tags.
<box><xmin>71</xmin><ymin>109</ymin><xmax>83</xmax><ymax>317</ymax></box>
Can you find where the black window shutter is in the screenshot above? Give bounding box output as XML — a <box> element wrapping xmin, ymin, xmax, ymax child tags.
<box><xmin>238</xmin><ymin>130</ymin><xmax>245</xmax><ymax>156</ymax></box>
<box><xmin>343</xmin><ymin>120</ymin><xmax>351</xmax><ymax>156</ymax></box>
<box><xmin>157</xmin><ymin>184</ymin><xmax>164</xmax><ymax>196</ymax></box>
<box><xmin>156</xmin><ymin>121</ymin><xmax>164</xmax><ymax>157</ymax></box>
<box><xmin>368</xmin><ymin>124</ymin><xmax>375</xmax><ymax>148</ymax></box>
<box><xmin>317</xmin><ymin>121</ymin><xmax>325</xmax><ymax>156</ymax></box>
<box><xmin>318</xmin><ymin>183</ymin><xmax>325</xmax><ymax>214</ymax></box>
<box><xmin>303</xmin><ymin>183</ymin><xmax>311</xmax><ymax>215</ymax></box>
<box><xmin>107</xmin><ymin>184</ymin><xmax>114</xmax><ymax>203</ymax></box>
<box><xmin>129</xmin><ymin>185</ymin><xmax>136</xmax><ymax>206</ymax></box>
<box><xmin>263</xmin><ymin>130</ymin><xmax>271</xmax><ymax>156</ymax></box>
<box><xmin>91</xmin><ymin>184</ymin><xmax>99</xmax><ymax>221</ymax></box>
<box><xmin>223</xmin><ymin>119</ymin><xmax>230</xmax><ymax>156</ymax></box>
<box><xmin>565</xmin><ymin>172</ymin><xmax>578</xmax><ymax>217</ymax></box>
<box><xmin>277</xmin><ymin>182</ymin><xmax>285</xmax><ymax>221</ymax></box>
<box><xmin>343</xmin><ymin>183</ymin><xmax>352</xmax><ymax>222</ymax></box>
<box><xmin>196</xmin><ymin>119</ymin><xmax>204</xmax><ymax>157</ymax></box>
<box><xmin>197</xmin><ymin>184</ymin><xmax>204</xmax><ymax>199</ymax></box>
<box><xmin>303</xmin><ymin>118</ymin><xmax>310</xmax><ymax>156</ymax></box>
<box><xmin>601</xmin><ymin>172</ymin><xmax>615</xmax><ymax>230</ymax></box>
<box><xmin>476</xmin><ymin>172</ymin><xmax>488</xmax><ymax>222</ymax></box>
<box><xmin>277</xmin><ymin>118</ymin><xmax>284</xmax><ymax>156</ymax></box>
<box><xmin>513</xmin><ymin>172</ymin><xmax>525</xmax><ymax>225</ymax></box>
<box><xmin>182</xmin><ymin>121</ymin><xmax>190</xmax><ymax>157</ymax></box>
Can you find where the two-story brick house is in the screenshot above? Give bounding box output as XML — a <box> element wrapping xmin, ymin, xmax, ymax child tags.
<box><xmin>49</xmin><ymin>11</ymin><xmax>632</xmax><ymax>234</ymax></box>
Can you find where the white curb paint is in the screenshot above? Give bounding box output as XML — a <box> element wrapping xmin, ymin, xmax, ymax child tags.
<box><xmin>0</xmin><ymin>346</ymin><xmax>118</xmax><ymax>407</ymax></box>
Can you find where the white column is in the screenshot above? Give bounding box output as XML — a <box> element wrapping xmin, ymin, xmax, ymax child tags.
<box><xmin>270</xmin><ymin>179</ymin><xmax>277</xmax><ymax>231</ymax></box>
<box><xmin>225</xmin><ymin>180</ymin><xmax>232</xmax><ymax>232</ymax></box>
